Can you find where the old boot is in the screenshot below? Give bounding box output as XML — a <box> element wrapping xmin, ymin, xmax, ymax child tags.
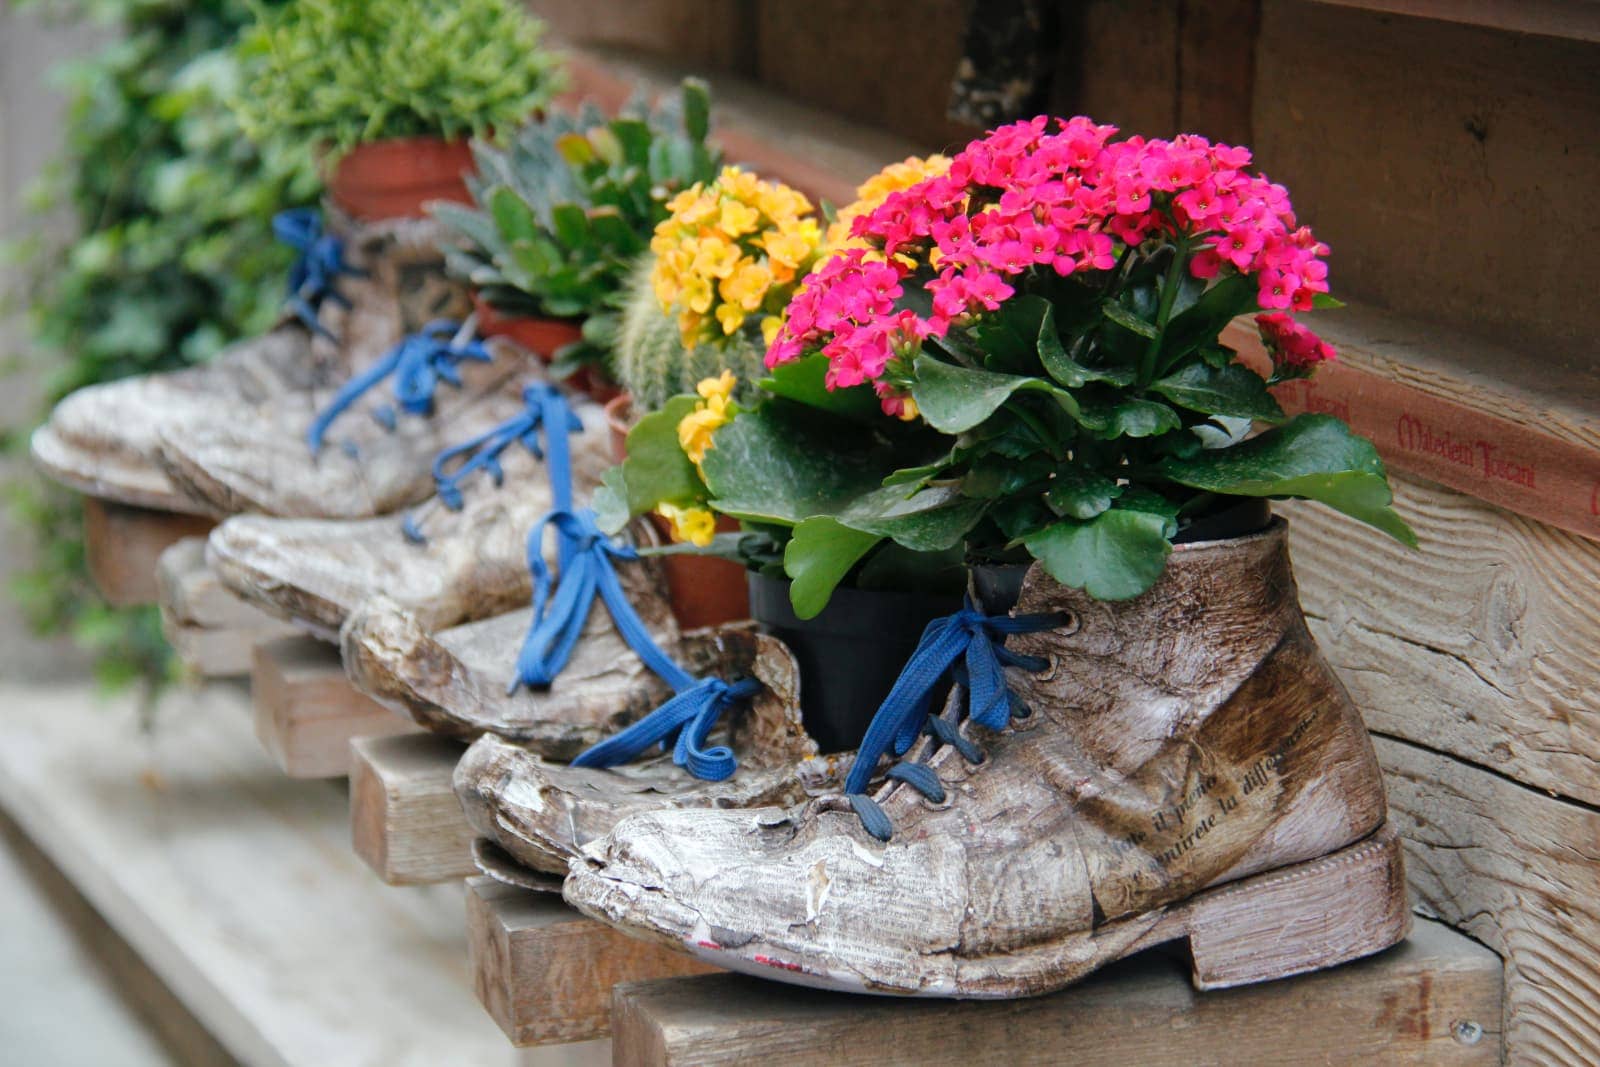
<box><xmin>204</xmin><ymin>382</ymin><xmax>614</xmax><ymax>639</ymax></box>
<box><xmin>453</xmin><ymin>624</ymin><xmax>842</xmax><ymax>881</ymax></box>
<box><xmin>30</xmin><ymin>208</ymin><xmax>459</xmax><ymax>514</ymax></box>
<box><xmin>564</xmin><ymin>519</ymin><xmax>1409</xmax><ymax>998</ymax></box>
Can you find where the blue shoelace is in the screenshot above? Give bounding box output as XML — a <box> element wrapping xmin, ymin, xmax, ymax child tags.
<box><xmin>274</xmin><ymin>209</ymin><xmax>363</xmax><ymax>340</ymax></box>
<box><xmin>845</xmin><ymin>600</ymin><xmax>1063</xmax><ymax>842</ymax></box>
<box><xmin>306</xmin><ymin>319</ymin><xmax>492</xmax><ymax>456</ymax></box>
<box><xmin>512</xmin><ymin>504</ymin><xmax>759</xmax><ymax>782</ymax></box>
<box><xmin>400</xmin><ymin>382</ymin><xmax>582</xmax><ymax>544</ymax></box>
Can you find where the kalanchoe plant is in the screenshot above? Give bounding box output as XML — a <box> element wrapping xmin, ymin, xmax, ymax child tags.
<box><xmin>765</xmin><ymin>115</ymin><xmax>1416</xmax><ymax>603</ymax></box>
<box><xmin>433</xmin><ymin>80</ymin><xmax>721</xmax><ymax>376</ymax></box>
<box><xmin>233</xmin><ymin>0</ymin><xmax>561</xmax><ymax>153</ymax></box>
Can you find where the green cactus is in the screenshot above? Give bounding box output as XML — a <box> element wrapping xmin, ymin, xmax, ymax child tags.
<box><xmin>612</xmin><ymin>253</ymin><xmax>771</xmax><ymax>412</ymax></box>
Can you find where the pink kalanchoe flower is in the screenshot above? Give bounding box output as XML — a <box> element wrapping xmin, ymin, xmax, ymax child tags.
<box><xmin>1256</xmin><ymin>312</ymin><xmax>1336</xmax><ymax>369</ymax></box>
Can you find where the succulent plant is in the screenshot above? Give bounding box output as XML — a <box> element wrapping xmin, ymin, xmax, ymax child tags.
<box><xmin>433</xmin><ymin>79</ymin><xmax>721</xmax><ymax>376</ymax></box>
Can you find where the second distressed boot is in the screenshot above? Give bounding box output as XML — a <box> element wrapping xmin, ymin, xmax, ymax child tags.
<box><xmin>564</xmin><ymin>519</ymin><xmax>1408</xmax><ymax>998</ymax></box>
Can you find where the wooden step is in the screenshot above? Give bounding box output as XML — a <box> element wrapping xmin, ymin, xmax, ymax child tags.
<box><xmin>83</xmin><ymin>497</ymin><xmax>213</xmax><ymax>608</ymax></box>
<box><xmin>610</xmin><ymin>917</ymin><xmax>1501</xmax><ymax>1066</ymax></box>
<box><xmin>251</xmin><ymin>635</ymin><xmax>419</xmax><ymax>779</ymax></box>
<box><xmin>0</xmin><ymin>678</ymin><xmax>610</xmax><ymax>1067</ymax></box>
<box><xmin>349</xmin><ymin>733</ymin><xmax>475</xmax><ymax>885</ymax></box>
<box><xmin>466</xmin><ymin>876</ymin><xmax>719</xmax><ymax>1048</ymax></box>
<box><xmin>156</xmin><ymin>538</ymin><xmax>296</xmax><ymax>678</ymax></box>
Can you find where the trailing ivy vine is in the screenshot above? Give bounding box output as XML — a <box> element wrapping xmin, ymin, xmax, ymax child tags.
<box><xmin>4</xmin><ymin>0</ymin><xmax>319</xmax><ymax>688</ymax></box>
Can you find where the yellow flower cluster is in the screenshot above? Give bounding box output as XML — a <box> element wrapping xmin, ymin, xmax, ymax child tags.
<box><xmin>825</xmin><ymin>154</ymin><xmax>952</xmax><ymax>251</ymax></box>
<box><xmin>676</xmin><ymin>370</ymin><xmax>736</xmax><ymax>474</ymax></box>
<box><xmin>656</xmin><ymin>501</ymin><xmax>716</xmax><ymax>547</ymax></box>
<box><xmin>651</xmin><ymin>167</ymin><xmax>822</xmax><ymax>348</ymax></box>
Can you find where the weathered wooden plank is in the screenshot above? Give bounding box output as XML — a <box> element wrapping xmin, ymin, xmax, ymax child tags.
<box><xmin>0</xmin><ymin>680</ymin><xmax>580</xmax><ymax>1066</ymax></box>
<box><xmin>83</xmin><ymin>497</ymin><xmax>213</xmax><ymax>608</ymax></box>
<box><xmin>610</xmin><ymin>918</ymin><xmax>1501</xmax><ymax>1066</ymax></box>
<box><xmin>251</xmin><ymin>636</ymin><xmax>418</xmax><ymax>779</ymax></box>
<box><xmin>1308</xmin><ymin>0</ymin><xmax>1600</xmax><ymax>42</ymax></box>
<box><xmin>1377</xmin><ymin>735</ymin><xmax>1600</xmax><ymax>1066</ymax></box>
<box><xmin>466</xmin><ymin>876</ymin><xmax>718</xmax><ymax>1048</ymax></box>
<box><xmin>349</xmin><ymin>733</ymin><xmax>475</xmax><ymax>885</ymax></box>
<box><xmin>1254</xmin><ymin>2</ymin><xmax>1600</xmax><ymax>362</ymax></box>
<box><xmin>1274</xmin><ymin>472</ymin><xmax>1600</xmax><ymax>805</ymax></box>
<box><xmin>157</xmin><ymin>537</ymin><xmax>296</xmax><ymax>678</ymax></box>
<box><xmin>1227</xmin><ymin>304</ymin><xmax>1600</xmax><ymax>542</ymax></box>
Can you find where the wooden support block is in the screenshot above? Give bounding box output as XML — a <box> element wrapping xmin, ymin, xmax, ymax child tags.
<box><xmin>465</xmin><ymin>876</ymin><xmax>718</xmax><ymax>1047</ymax></box>
<box><xmin>156</xmin><ymin>537</ymin><xmax>296</xmax><ymax>678</ymax></box>
<box><xmin>251</xmin><ymin>635</ymin><xmax>418</xmax><ymax>779</ymax></box>
<box><xmin>350</xmin><ymin>733</ymin><xmax>476</xmax><ymax>885</ymax></box>
<box><xmin>611</xmin><ymin>918</ymin><xmax>1502</xmax><ymax>1066</ymax></box>
<box><xmin>83</xmin><ymin>497</ymin><xmax>213</xmax><ymax>608</ymax></box>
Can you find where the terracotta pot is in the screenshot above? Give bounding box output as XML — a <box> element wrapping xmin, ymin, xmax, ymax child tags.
<box><xmin>329</xmin><ymin>136</ymin><xmax>475</xmax><ymax>221</ymax></box>
<box><xmin>604</xmin><ymin>393</ymin><xmax>634</xmax><ymax>463</ymax></box>
<box><xmin>608</xmin><ymin>392</ymin><xmax>750</xmax><ymax>629</ymax></box>
<box><xmin>473</xmin><ymin>293</ymin><xmax>583</xmax><ymax>362</ymax></box>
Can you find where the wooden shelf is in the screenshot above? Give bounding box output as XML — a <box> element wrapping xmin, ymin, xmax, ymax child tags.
<box><xmin>350</xmin><ymin>733</ymin><xmax>476</xmax><ymax>886</ymax></box>
<box><xmin>157</xmin><ymin>538</ymin><xmax>296</xmax><ymax>678</ymax></box>
<box><xmin>83</xmin><ymin>497</ymin><xmax>213</xmax><ymax>608</ymax></box>
<box><xmin>0</xmin><ymin>679</ymin><xmax>608</xmax><ymax>1067</ymax></box>
<box><xmin>467</xmin><ymin>877</ymin><xmax>718</xmax><ymax>1048</ymax></box>
<box><xmin>1308</xmin><ymin>0</ymin><xmax>1600</xmax><ymax>42</ymax></box>
<box><xmin>251</xmin><ymin>635</ymin><xmax>420</xmax><ymax>779</ymax></box>
<box><xmin>611</xmin><ymin>918</ymin><xmax>1502</xmax><ymax>1066</ymax></box>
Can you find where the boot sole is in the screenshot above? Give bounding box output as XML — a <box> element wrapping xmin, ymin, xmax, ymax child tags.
<box><xmin>646</xmin><ymin>820</ymin><xmax>1411</xmax><ymax>998</ymax></box>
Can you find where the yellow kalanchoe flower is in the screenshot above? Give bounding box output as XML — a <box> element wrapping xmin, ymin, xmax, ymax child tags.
<box><xmin>676</xmin><ymin>370</ymin><xmax>737</xmax><ymax>474</ymax></box>
<box><xmin>656</xmin><ymin>501</ymin><xmax>716</xmax><ymax>547</ymax></box>
<box><xmin>651</xmin><ymin>167</ymin><xmax>823</xmax><ymax>349</ymax></box>
<box><xmin>824</xmin><ymin>153</ymin><xmax>953</xmax><ymax>252</ymax></box>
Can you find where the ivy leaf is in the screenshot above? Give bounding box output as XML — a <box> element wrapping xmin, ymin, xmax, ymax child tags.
<box><xmin>758</xmin><ymin>352</ymin><xmax>881</xmax><ymax>420</ymax></box>
<box><xmin>1150</xmin><ymin>360</ymin><xmax>1286</xmax><ymax>423</ymax></box>
<box><xmin>1045</xmin><ymin>469</ymin><xmax>1123</xmax><ymax>520</ymax></box>
<box><xmin>909</xmin><ymin>355</ymin><xmax>1062</xmax><ymax>434</ymax></box>
<box><xmin>1158</xmin><ymin>414</ymin><xmax>1417</xmax><ymax>546</ymax></box>
<box><xmin>783</xmin><ymin>518</ymin><xmax>881</xmax><ymax>619</ymax></box>
<box><xmin>1024</xmin><ymin>508</ymin><xmax>1175</xmax><ymax>601</ymax></box>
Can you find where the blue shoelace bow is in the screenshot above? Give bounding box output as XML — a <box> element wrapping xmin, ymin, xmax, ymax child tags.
<box><xmin>845</xmin><ymin>600</ymin><xmax>1062</xmax><ymax>842</ymax></box>
<box><xmin>401</xmin><ymin>383</ymin><xmax>581</xmax><ymax>544</ymax></box>
<box><xmin>306</xmin><ymin>319</ymin><xmax>492</xmax><ymax>456</ymax></box>
<box><xmin>274</xmin><ymin>209</ymin><xmax>363</xmax><ymax>340</ymax></box>
<box><xmin>513</xmin><ymin>506</ymin><xmax>759</xmax><ymax>782</ymax></box>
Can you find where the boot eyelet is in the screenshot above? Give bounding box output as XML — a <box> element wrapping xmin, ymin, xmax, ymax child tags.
<box><xmin>1054</xmin><ymin>612</ymin><xmax>1080</xmax><ymax>636</ymax></box>
<box><xmin>922</xmin><ymin>790</ymin><xmax>954</xmax><ymax>811</ymax></box>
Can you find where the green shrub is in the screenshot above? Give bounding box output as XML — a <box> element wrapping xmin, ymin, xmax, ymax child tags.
<box><xmin>233</xmin><ymin>0</ymin><xmax>563</xmax><ymax>154</ymax></box>
<box><xmin>4</xmin><ymin>0</ymin><xmax>319</xmax><ymax>689</ymax></box>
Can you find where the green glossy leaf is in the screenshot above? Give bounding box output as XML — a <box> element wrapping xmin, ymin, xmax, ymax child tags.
<box><xmin>783</xmin><ymin>518</ymin><xmax>882</xmax><ymax>619</ymax></box>
<box><xmin>550</xmin><ymin>202</ymin><xmax>590</xmax><ymax>249</ymax></box>
<box><xmin>1045</xmin><ymin>469</ymin><xmax>1123</xmax><ymax>520</ymax></box>
<box><xmin>1311</xmin><ymin>293</ymin><xmax>1345</xmax><ymax>310</ymax></box>
<box><xmin>758</xmin><ymin>352</ymin><xmax>881</xmax><ymax>420</ymax></box>
<box><xmin>615</xmin><ymin>394</ymin><xmax>702</xmax><ymax>518</ymax></box>
<box><xmin>593</xmin><ymin>464</ymin><xmax>631</xmax><ymax>535</ymax></box>
<box><xmin>1080</xmin><ymin>395</ymin><xmax>1182</xmax><ymax>439</ymax></box>
<box><xmin>1158</xmin><ymin>414</ymin><xmax>1417</xmax><ymax>545</ymax></box>
<box><xmin>1101</xmin><ymin>299</ymin><xmax>1159</xmax><ymax>339</ymax></box>
<box><xmin>909</xmin><ymin>355</ymin><xmax>1060</xmax><ymax>434</ymax></box>
<box><xmin>1039</xmin><ymin>303</ymin><xmax>1135</xmax><ymax>388</ymax></box>
<box><xmin>1158</xmin><ymin>273</ymin><xmax>1257</xmax><ymax>370</ymax></box>
<box><xmin>489</xmin><ymin>185</ymin><xmax>538</xmax><ymax>244</ymax></box>
<box><xmin>682</xmin><ymin>78</ymin><xmax>711</xmax><ymax>143</ymax></box>
<box><xmin>1024</xmin><ymin>509</ymin><xmax>1175</xmax><ymax>601</ymax></box>
<box><xmin>1150</xmin><ymin>361</ymin><xmax>1286</xmax><ymax>423</ymax></box>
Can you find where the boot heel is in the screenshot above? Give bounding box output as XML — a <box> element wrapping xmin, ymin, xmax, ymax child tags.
<box><xmin>1185</xmin><ymin>821</ymin><xmax>1411</xmax><ymax>990</ymax></box>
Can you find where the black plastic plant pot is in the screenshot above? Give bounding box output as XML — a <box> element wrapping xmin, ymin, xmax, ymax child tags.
<box><xmin>970</xmin><ymin>499</ymin><xmax>1273</xmax><ymax>616</ymax></box>
<box><xmin>747</xmin><ymin>573</ymin><xmax>964</xmax><ymax>754</ymax></box>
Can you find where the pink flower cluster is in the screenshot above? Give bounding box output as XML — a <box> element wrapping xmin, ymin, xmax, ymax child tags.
<box><xmin>1255</xmin><ymin>312</ymin><xmax>1337</xmax><ymax>372</ymax></box>
<box><xmin>767</xmin><ymin>115</ymin><xmax>1337</xmax><ymax>412</ymax></box>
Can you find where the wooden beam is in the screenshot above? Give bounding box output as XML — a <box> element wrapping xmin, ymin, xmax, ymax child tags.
<box><xmin>157</xmin><ymin>538</ymin><xmax>295</xmax><ymax>678</ymax></box>
<box><xmin>83</xmin><ymin>497</ymin><xmax>213</xmax><ymax>608</ymax></box>
<box><xmin>349</xmin><ymin>733</ymin><xmax>475</xmax><ymax>886</ymax></box>
<box><xmin>251</xmin><ymin>636</ymin><xmax>418</xmax><ymax>779</ymax></box>
<box><xmin>1308</xmin><ymin>0</ymin><xmax>1600</xmax><ymax>42</ymax></box>
<box><xmin>465</xmin><ymin>876</ymin><xmax>718</xmax><ymax>1047</ymax></box>
<box><xmin>609</xmin><ymin>918</ymin><xmax>1501</xmax><ymax>1065</ymax></box>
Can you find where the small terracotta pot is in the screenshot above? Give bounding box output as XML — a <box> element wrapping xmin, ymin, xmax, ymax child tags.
<box><xmin>329</xmin><ymin>136</ymin><xmax>475</xmax><ymax>221</ymax></box>
<box><xmin>607</xmin><ymin>392</ymin><xmax>750</xmax><ymax>629</ymax></box>
<box><xmin>473</xmin><ymin>293</ymin><xmax>583</xmax><ymax>363</ymax></box>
